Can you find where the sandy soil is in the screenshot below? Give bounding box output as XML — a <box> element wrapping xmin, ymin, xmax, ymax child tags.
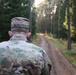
<box><xmin>38</xmin><ymin>35</ymin><xmax>76</xmax><ymax>75</ymax></box>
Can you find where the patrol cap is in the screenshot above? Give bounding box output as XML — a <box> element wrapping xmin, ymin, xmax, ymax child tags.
<box><xmin>11</xmin><ymin>17</ymin><xmax>29</xmax><ymax>29</ymax></box>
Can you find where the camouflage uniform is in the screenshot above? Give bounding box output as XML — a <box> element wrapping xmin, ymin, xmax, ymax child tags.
<box><xmin>0</xmin><ymin>17</ymin><xmax>51</xmax><ymax>75</ymax></box>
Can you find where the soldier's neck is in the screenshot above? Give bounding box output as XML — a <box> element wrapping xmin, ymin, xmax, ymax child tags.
<box><xmin>10</xmin><ymin>34</ymin><xmax>27</xmax><ymax>41</ymax></box>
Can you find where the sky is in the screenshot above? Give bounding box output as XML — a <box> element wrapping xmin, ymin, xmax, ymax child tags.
<box><xmin>34</xmin><ymin>0</ymin><xmax>43</xmax><ymax>7</ymax></box>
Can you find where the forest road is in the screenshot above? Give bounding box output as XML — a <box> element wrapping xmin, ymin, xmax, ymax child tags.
<box><xmin>38</xmin><ymin>35</ymin><xmax>76</xmax><ymax>75</ymax></box>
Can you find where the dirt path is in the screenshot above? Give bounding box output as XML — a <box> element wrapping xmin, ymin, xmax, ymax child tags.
<box><xmin>38</xmin><ymin>35</ymin><xmax>76</xmax><ymax>75</ymax></box>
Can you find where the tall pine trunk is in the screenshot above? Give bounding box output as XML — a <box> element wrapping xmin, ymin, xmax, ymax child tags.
<box><xmin>58</xmin><ymin>0</ymin><xmax>60</xmax><ymax>39</ymax></box>
<box><xmin>66</xmin><ymin>0</ymin><xmax>71</xmax><ymax>50</ymax></box>
<box><xmin>29</xmin><ymin>0</ymin><xmax>32</xmax><ymax>33</ymax></box>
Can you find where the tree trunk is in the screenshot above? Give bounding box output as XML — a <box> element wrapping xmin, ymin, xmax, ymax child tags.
<box><xmin>66</xmin><ymin>0</ymin><xmax>71</xmax><ymax>50</ymax></box>
<box><xmin>29</xmin><ymin>0</ymin><xmax>32</xmax><ymax>32</ymax></box>
<box><xmin>58</xmin><ymin>0</ymin><xmax>60</xmax><ymax>39</ymax></box>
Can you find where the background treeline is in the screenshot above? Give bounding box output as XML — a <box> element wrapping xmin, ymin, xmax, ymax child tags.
<box><xmin>0</xmin><ymin>0</ymin><xmax>76</xmax><ymax>43</ymax></box>
<box><xmin>36</xmin><ymin>0</ymin><xmax>76</xmax><ymax>42</ymax></box>
<box><xmin>0</xmin><ymin>0</ymin><xmax>36</xmax><ymax>41</ymax></box>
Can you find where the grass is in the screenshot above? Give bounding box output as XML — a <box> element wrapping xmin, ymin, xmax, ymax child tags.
<box><xmin>44</xmin><ymin>34</ymin><xmax>67</xmax><ymax>50</ymax></box>
<box><xmin>44</xmin><ymin>33</ymin><xmax>76</xmax><ymax>66</ymax></box>
<box><xmin>64</xmin><ymin>50</ymin><xmax>76</xmax><ymax>66</ymax></box>
<box><xmin>32</xmin><ymin>34</ymin><xmax>39</xmax><ymax>45</ymax></box>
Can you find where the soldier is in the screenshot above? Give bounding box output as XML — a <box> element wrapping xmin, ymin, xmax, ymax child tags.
<box><xmin>0</xmin><ymin>17</ymin><xmax>51</xmax><ymax>75</ymax></box>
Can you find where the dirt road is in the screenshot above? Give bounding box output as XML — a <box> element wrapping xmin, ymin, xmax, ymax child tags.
<box><xmin>38</xmin><ymin>35</ymin><xmax>76</xmax><ymax>75</ymax></box>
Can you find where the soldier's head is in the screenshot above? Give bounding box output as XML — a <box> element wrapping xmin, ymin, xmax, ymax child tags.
<box><xmin>8</xmin><ymin>17</ymin><xmax>31</xmax><ymax>37</ymax></box>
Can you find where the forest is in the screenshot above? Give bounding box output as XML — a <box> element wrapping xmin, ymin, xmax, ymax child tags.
<box><xmin>36</xmin><ymin>0</ymin><xmax>76</xmax><ymax>50</ymax></box>
<box><xmin>0</xmin><ymin>0</ymin><xmax>36</xmax><ymax>41</ymax></box>
<box><xmin>0</xmin><ymin>0</ymin><xmax>76</xmax><ymax>50</ymax></box>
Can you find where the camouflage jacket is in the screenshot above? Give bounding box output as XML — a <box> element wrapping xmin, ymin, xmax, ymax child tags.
<box><xmin>0</xmin><ymin>36</ymin><xmax>51</xmax><ymax>75</ymax></box>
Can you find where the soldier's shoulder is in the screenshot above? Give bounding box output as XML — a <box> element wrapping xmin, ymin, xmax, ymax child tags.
<box><xmin>29</xmin><ymin>43</ymin><xmax>45</xmax><ymax>52</ymax></box>
<box><xmin>0</xmin><ymin>41</ymin><xmax>9</xmax><ymax>47</ymax></box>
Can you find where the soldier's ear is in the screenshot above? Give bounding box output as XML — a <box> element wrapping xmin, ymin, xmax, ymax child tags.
<box><xmin>26</xmin><ymin>32</ymin><xmax>31</xmax><ymax>39</ymax></box>
<box><xmin>8</xmin><ymin>31</ymin><xmax>12</xmax><ymax>37</ymax></box>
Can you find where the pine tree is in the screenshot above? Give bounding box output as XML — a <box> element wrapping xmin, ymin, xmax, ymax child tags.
<box><xmin>0</xmin><ymin>0</ymin><xmax>36</xmax><ymax>41</ymax></box>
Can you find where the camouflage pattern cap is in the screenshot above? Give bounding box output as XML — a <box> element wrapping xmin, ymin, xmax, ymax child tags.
<box><xmin>11</xmin><ymin>17</ymin><xmax>29</xmax><ymax>29</ymax></box>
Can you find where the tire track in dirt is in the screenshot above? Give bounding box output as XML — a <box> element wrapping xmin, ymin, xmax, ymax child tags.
<box><xmin>38</xmin><ymin>35</ymin><xmax>76</xmax><ymax>75</ymax></box>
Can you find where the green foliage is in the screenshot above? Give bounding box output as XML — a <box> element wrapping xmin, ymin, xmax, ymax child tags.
<box><xmin>53</xmin><ymin>0</ymin><xmax>76</xmax><ymax>42</ymax></box>
<box><xmin>0</xmin><ymin>0</ymin><xmax>36</xmax><ymax>41</ymax></box>
<box><xmin>72</xmin><ymin>0</ymin><xmax>76</xmax><ymax>42</ymax></box>
<box><xmin>64</xmin><ymin>50</ymin><xmax>76</xmax><ymax>66</ymax></box>
<box><xmin>52</xmin><ymin>0</ymin><xmax>76</xmax><ymax>42</ymax></box>
<box><xmin>0</xmin><ymin>0</ymin><xmax>28</xmax><ymax>41</ymax></box>
<box><xmin>32</xmin><ymin>34</ymin><xmax>39</xmax><ymax>45</ymax></box>
<box><xmin>52</xmin><ymin>0</ymin><xmax>67</xmax><ymax>39</ymax></box>
<box><xmin>52</xmin><ymin>8</ymin><xmax>58</xmax><ymax>38</ymax></box>
<box><xmin>64</xmin><ymin>51</ymin><xmax>76</xmax><ymax>57</ymax></box>
<box><xmin>64</xmin><ymin>0</ymin><xmax>76</xmax><ymax>42</ymax></box>
<box><xmin>59</xmin><ymin>0</ymin><xmax>67</xmax><ymax>39</ymax></box>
